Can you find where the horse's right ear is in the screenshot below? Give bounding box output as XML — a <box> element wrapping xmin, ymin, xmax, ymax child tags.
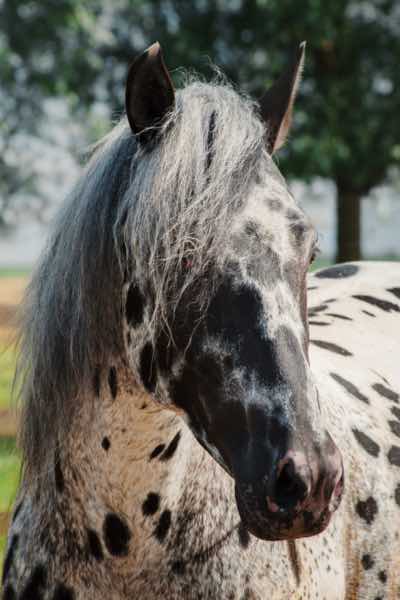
<box><xmin>125</xmin><ymin>42</ymin><xmax>175</xmax><ymax>139</ymax></box>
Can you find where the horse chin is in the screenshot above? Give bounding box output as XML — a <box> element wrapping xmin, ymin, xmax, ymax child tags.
<box><xmin>235</xmin><ymin>484</ymin><xmax>335</xmax><ymax>542</ymax></box>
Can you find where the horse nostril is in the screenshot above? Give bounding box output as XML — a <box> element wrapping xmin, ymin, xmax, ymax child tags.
<box><xmin>273</xmin><ymin>458</ymin><xmax>309</xmax><ymax>511</ymax></box>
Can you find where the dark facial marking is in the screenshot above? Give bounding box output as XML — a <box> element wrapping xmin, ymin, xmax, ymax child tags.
<box><xmin>309</xmin><ymin>321</ymin><xmax>330</xmax><ymax>326</ymax></box>
<box><xmin>125</xmin><ymin>283</ymin><xmax>145</xmax><ymax>327</ymax></box>
<box><xmin>307</xmin><ymin>286</ymin><xmax>318</xmax><ymax>290</ymax></box>
<box><xmin>238</xmin><ymin>522</ymin><xmax>251</xmax><ymax>549</ymax></box>
<box><xmin>2</xmin><ymin>534</ymin><xmax>18</xmax><ymax>584</ymax></box>
<box><xmin>315</xmin><ymin>264</ymin><xmax>359</xmax><ymax>279</ymax></box>
<box><xmin>149</xmin><ymin>444</ymin><xmax>166</xmax><ymax>460</ymax></box>
<box><xmin>93</xmin><ymin>368</ymin><xmax>101</xmax><ymax>397</ymax></box>
<box><xmin>52</xmin><ymin>583</ymin><xmax>75</xmax><ymax>600</ymax></box>
<box><xmin>154</xmin><ymin>509</ymin><xmax>172</xmax><ymax>543</ymax></box>
<box><xmin>352</xmin><ymin>294</ymin><xmax>400</xmax><ymax>313</ymax></box>
<box><xmin>387</xmin><ymin>287</ymin><xmax>400</xmax><ymax>300</ymax></box>
<box><xmin>20</xmin><ymin>564</ymin><xmax>47</xmax><ymax>600</ymax></box>
<box><xmin>54</xmin><ymin>449</ymin><xmax>65</xmax><ymax>493</ymax></box>
<box><xmin>326</xmin><ymin>313</ymin><xmax>353</xmax><ymax>321</ymax></box>
<box><xmin>108</xmin><ymin>367</ymin><xmax>118</xmax><ymax>399</ymax></box>
<box><xmin>140</xmin><ymin>342</ymin><xmax>157</xmax><ymax>393</ymax></box>
<box><xmin>102</xmin><ymin>436</ymin><xmax>111</xmax><ymax>451</ymax></box>
<box><xmin>392</xmin><ymin>406</ymin><xmax>400</xmax><ymax>421</ymax></box>
<box><xmin>330</xmin><ymin>373</ymin><xmax>369</xmax><ymax>404</ymax></box>
<box><xmin>87</xmin><ymin>528</ymin><xmax>104</xmax><ymax>561</ymax></box>
<box><xmin>361</xmin><ymin>554</ymin><xmax>374</xmax><ymax>570</ymax></box>
<box><xmin>352</xmin><ymin>429</ymin><xmax>380</xmax><ymax>457</ymax></box>
<box><xmin>142</xmin><ymin>492</ymin><xmax>160</xmax><ymax>516</ymax></box>
<box><xmin>389</xmin><ymin>420</ymin><xmax>400</xmax><ymax>438</ymax></box>
<box><xmin>310</xmin><ymin>339</ymin><xmax>353</xmax><ymax>356</ymax></box>
<box><xmin>362</xmin><ymin>310</ymin><xmax>376</xmax><ymax>317</ymax></box>
<box><xmin>160</xmin><ymin>431</ymin><xmax>181</xmax><ymax>461</ymax></box>
<box><xmin>378</xmin><ymin>570</ymin><xmax>387</xmax><ymax>583</ymax></box>
<box><xmin>395</xmin><ymin>484</ymin><xmax>400</xmax><ymax>507</ymax></box>
<box><xmin>388</xmin><ymin>445</ymin><xmax>400</xmax><ymax>467</ymax></box>
<box><xmin>372</xmin><ymin>383</ymin><xmax>399</xmax><ymax>404</ymax></box>
<box><xmin>355</xmin><ymin>496</ymin><xmax>378</xmax><ymax>524</ymax></box>
<box><xmin>103</xmin><ymin>513</ymin><xmax>131</xmax><ymax>556</ymax></box>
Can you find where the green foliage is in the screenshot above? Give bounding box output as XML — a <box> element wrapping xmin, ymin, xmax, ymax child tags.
<box><xmin>0</xmin><ymin>438</ymin><xmax>19</xmax><ymax>513</ymax></box>
<box><xmin>1</xmin><ymin>1</ymin><xmax>399</xmax><ymax>256</ymax></box>
<box><xmin>0</xmin><ymin>347</ymin><xmax>16</xmax><ymax>410</ymax></box>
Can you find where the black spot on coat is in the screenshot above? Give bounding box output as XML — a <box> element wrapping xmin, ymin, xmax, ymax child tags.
<box><xmin>108</xmin><ymin>367</ymin><xmax>118</xmax><ymax>399</ymax></box>
<box><xmin>102</xmin><ymin>437</ymin><xmax>111</xmax><ymax>451</ymax></box>
<box><xmin>20</xmin><ymin>564</ymin><xmax>47</xmax><ymax>600</ymax></box>
<box><xmin>372</xmin><ymin>383</ymin><xmax>399</xmax><ymax>404</ymax></box>
<box><xmin>154</xmin><ymin>510</ymin><xmax>171</xmax><ymax>543</ymax></box>
<box><xmin>326</xmin><ymin>312</ymin><xmax>353</xmax><ymax>321</ymax></box>
<box><xmin>142</xmin><ymin>492</ymin><xmax>160</xmax><ymax>516</ymax></box>
<box><xmin>387</xmin><ymin>287</ymin><xmax>400</xmax><ymax>300</ymax></box>
<box><xmin>150</xmin><ymin>444</ymin><xmax>165</xmax><ymax>459</ymax></box>
<box><xmin>352</xmin><ymin>294</ymin><xmax>400</xmax><ymax>313</ymax></box>
<box><xmin>388</xmin><ymin>445</ymin><xmax>400</xmax><ymax>467</ymax></box>
<box><xmin>238</xmin><ymin>523</ymin><xmax>251</xmax><ymax>548</ymax></box>
<box><xmin>53</xmin><ymin>583</ymin><xmax>75</xmax><ymax>600</ymax></box>
<box><xmin>310</xmin><ymin>340</ymin><xmax>353</xmax><ymax>356</ymax></box>
<box><xmin>103</xmin><ymin>513</ymin><xmax>131</xmax><ymax>556</ymax></box>
<box><xmin>330</xmin><ymin>373</ymin><xmax>369</xmax><ymax>404</ymax></box>
<box><xmin>395</xmin><ymin>484</ymin><xmax>400</xmax><ymax>507</ymax></box>
<box><xmin>140</xmin><ymin>343</ymin><xmax>157</xmax><ymax>392</ymax></box>
<box><xmin>352</xmin><ymin>429</ymin><xmax>380</xmax><ymax>457</ymax></box>
<box><xmin>315</xmin><ymin>264</ymin><xmax>359</xmax><ymax>279</ymax></box>
<box><xmin>87</xmin><ymin>528</ymin><xmax>104</xmax><ymax>561</ymax></box>
<box><xmin>356</xmin><ymin>496</ymin><xmax>378</xmax><ymax>524</ymax></box>
<box><xmin>389</xmin><ymin>420</ymin><xmax>400</xmax><ymax>438</ymax></box>
<box><xmin>171</xmin><ymin>559</ymin><xmax>186</xmax><ymax>575</ymax></box>
<box><xmin>160</xmin><ymin>432</ymin><xmax>181</xmax><ymax>461</ymax></box>
<box><xmin>125</xmin><ymin>284</ymin><xmax>145</xmax><ymax>327</ymax></box>
<box><xmin>378</xmin><ymin>570</ymin><xmax>387</xmax><ymax>583</ymax></box>
<box><xmin>392</xmin><ymin>406</ymin><xmax>400</xmax><ymax>421</ymax></box>
<box><xmin>361</xmin><ymin>554</ymin><xmax>374</xmax><ymax>570</ymax></box>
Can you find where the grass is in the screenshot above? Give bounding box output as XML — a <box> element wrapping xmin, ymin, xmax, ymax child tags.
<box><xmin>0</xmin><ymin>346</ymin><xmax>16</xmax><ymax>410</ymax></box>
<box><xmin>0</xmin><ymin>267</ymin><xmax>30</xmax><ymax>278</ymax></box>
<box><xmin>0</xmin><ymin>438</ymin><xmax>19</xmax><ymax>513</ymax></box>
<box><xmin>0</xmin><ymin>437</ymin><xmax>20</xmax><ymax>577</ymax></box>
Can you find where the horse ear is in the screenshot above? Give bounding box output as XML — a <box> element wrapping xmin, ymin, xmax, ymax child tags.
<box><xmin>259</xmin><ymin>42</ymin><xmax>306</xmax><ymax>154</ymax></box>
<box><xmin>125</xmin><ymin>42</ymin><xmax>175</xmax><ymax>138</ymax></box>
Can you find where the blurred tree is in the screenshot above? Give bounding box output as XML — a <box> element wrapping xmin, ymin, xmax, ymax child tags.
<box><xmin>1</xmin><ymin>0</ymin><xmax>400</xmax><ymax>261</ymax></box>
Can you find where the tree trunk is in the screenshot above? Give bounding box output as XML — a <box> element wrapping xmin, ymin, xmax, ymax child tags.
<box><xmin>336</xmin><ymin>185</ymin><xmax>361</xmax><ymax>263</ymax></box>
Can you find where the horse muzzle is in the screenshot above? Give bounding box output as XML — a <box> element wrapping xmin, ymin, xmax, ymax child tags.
<box><xmin>234</xmin><ymin>441</ymin><xmax>344</xmax><ymax>541</ymax></box>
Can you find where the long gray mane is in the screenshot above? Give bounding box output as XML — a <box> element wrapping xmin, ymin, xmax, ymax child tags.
<box><xmin>17</xmin><ymin>78</ymin><xmax>274</xmax><ymax>479</ymax></box>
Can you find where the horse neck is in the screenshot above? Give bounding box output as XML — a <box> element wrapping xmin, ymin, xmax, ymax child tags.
<box><xmin>20</xmin><ymin>361</ymin><xmax>236</xmax><ymax>576</ymax></box>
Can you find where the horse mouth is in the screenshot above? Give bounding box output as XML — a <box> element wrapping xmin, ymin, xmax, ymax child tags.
<box><xmin>234</xmin><ymin>480</ymin><xmax>343</xmax><ymax>541</ymax></box>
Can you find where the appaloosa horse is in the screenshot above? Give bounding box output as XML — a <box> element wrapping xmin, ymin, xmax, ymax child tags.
<box><xmin>2</xmin><ymin>42</ymin><xmax>400</xmax><ymax>600</ymax></box>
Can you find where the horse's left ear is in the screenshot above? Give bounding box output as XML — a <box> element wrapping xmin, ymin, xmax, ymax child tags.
<box><xmin>125</xmin><ymin>42</ymin><xmax>175</xmax><ymax>138</ymax></box>
<box><xmin>259</xmin><ymin>42</ymin><xmax>306</xmax><ymax>154</ymax></box>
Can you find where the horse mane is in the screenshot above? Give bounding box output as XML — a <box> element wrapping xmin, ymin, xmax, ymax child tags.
<box><xmin>16</xmin><ymin>76</ymin><xmax>280</xmax><ymax>480</ymax></box>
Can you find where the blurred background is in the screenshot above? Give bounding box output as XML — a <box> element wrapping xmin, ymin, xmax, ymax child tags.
<box><xmin>0</xmin><ymin>0</ymin><xmax>399</xmax><ymax>571</ymax></box>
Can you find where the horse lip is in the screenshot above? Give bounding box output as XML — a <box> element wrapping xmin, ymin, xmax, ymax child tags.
<box><xmin>234</xmin><ymin>483</ymin><xmax>336</xmax><ymax>542</ymax></box>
